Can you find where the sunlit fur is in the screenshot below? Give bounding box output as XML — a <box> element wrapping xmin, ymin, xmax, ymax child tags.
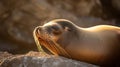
<box><xmin>33</xmin><ymin>19</ymin><xmax>120</xmax><ymax>66</ymax></box>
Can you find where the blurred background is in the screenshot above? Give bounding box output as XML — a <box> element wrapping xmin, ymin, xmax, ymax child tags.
<box><xmin>0</xmin><ymin>0</ymin><xmax>120</xmax><ymax>54</ymax></box>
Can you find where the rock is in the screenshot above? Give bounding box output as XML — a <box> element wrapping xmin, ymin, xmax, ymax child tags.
<box><xmin>100</xmin><ymin>0</ymin><xmax>120</xmax><ymax>20</ymax></box>
<box><xmin>0</xmin><ymin>51</ymin><xmax>99</xmax><ymax>67</ymax></box>
<box><xmin>46</xmin><ymin>0</ymin><xmax>103</xmax><ymax>17</ymax></box>
<box><xmin>0</xmin><ymin>52</ymin><xmax>13</xmax><ymax>63</ymax></box>
<box><xmin>111</xmin><ymin>0</ymin><xmax>120</xmax><ymax>24</ymax></box>
<box><xmin>112</xmin><ymin>0</ymin><xmax>120</xmax><ymax>11</ymax></box>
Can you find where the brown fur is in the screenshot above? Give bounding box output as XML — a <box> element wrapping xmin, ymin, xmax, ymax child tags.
<box><xmin>33</xmin><ymin>19</ymin><xmax>120</xmax><ymax>67</ymax></box>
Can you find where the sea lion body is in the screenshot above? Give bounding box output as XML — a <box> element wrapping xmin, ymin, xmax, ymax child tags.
<box><xmin>33</xmin><ymin>19</ymin><xmax>120</xmax><ymax>66</ymax></box>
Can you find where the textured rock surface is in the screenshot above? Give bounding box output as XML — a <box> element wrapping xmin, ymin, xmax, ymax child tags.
<box><xmin>112</xmin><ymin>0</ymin><xmax>120</xmax><ymax>11</ymax></box>
<box><xmin>0</xmin><ymin>51</ymin><xmax>99</xmax><ymax>67</ymax></box>
<box><xmin>0</xmin><ymin>52</ymin><xmax>13</xmax><ymax>63</ymax></box>
<box><xmin>0</xmin><ymin>0</ymin><xmax>117</xmax><ymax>54</ymax></box>
<box><xmin>100</xmin><ymin>0</ymin><xmax>120</xmax><ymax>20</ymax></box>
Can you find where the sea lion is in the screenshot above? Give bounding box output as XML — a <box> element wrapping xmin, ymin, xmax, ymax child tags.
<box><xmin>33</xmin><ymin>19</ymin><xmax>120</xmax><ymax>66</ymax></box>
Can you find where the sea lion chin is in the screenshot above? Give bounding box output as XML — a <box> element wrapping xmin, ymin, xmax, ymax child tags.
<box><xmin>33</xmin><ymin>19</ymin><xmax>120</xmax><ymax>67</ymax></box>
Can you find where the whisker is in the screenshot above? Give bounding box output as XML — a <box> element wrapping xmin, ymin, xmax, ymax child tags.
<box><xmin>46</xmin><ymin>33</ymin><xmax>71</xmax><ymax>58</ymax></box>
<box><xmin>45</xmin><ymin>33</ymin><xmax>59</xmax><ymax>55</ymax></box>
<box><xmin>33</xmin><ymin>29</ymin><xmax>44</xmax><ymax>52</ymax></box>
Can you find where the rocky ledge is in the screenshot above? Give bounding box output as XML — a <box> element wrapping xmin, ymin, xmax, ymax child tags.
<box><xmin>0</xmin><ymin>51</ymin><xmax>99</xmax><ymax>67</ymax></box>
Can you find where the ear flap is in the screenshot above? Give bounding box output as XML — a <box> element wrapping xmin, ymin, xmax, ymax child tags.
<box><xmin>65</xmin><ymin>27</ymin><xmax>71</xmax><ymax>31</ymax></box>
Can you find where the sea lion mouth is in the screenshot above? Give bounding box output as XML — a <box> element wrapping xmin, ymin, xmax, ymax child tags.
<box><xmin>33</xmin><ymin>26</ymin><xmax>71</xmax><ymax>57</ymax></box>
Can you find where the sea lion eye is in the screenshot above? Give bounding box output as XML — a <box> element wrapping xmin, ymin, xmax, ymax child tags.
<box><xmin>51</xmin><ymin>26</ymin><xmax>61</xmax><ymax>35</ymax></box>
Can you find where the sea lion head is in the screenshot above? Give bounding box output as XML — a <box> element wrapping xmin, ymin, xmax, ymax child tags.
<box><xmin>33</xmin><ymin>19</ymin><xmax>79</xmax><ymax>57</ymax></box>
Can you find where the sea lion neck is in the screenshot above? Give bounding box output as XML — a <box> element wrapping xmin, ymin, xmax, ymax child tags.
<box><xmin>75</xmin><ymin>27</ymin><xmax>97</xmax><ymax>44</ymax></box>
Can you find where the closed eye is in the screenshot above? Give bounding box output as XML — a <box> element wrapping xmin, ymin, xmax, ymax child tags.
<box><xmin>51</xmin><ymin>25</ymin><xmax>59</xmax><ymax>31</ymax></box>
<box><xmin>51</xmin><ymin>25</ymin><xmax>62</xmax><ymax>35</ymax></box>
